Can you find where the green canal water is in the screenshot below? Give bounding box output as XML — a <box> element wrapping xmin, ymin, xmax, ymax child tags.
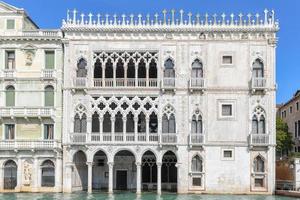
<box><xmin>0</xmin><ymin>193</ymin><xmax>298</xmax><ymax>200</ymax></box>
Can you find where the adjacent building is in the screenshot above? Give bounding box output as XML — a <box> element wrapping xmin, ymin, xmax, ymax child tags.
<box><xmin>277</xmin><ymin>90</ymin><xmax>300</xmax><ymax>153</ymax></box>
<box><xmin>0</xmin><ymin>2</ymin><xmax>63</xmax><ymax>192</ymax></box>
<box><xmin>0</xmin><ymin>1</ymin><xmax>279</xmax><ymax>194</ymax></box>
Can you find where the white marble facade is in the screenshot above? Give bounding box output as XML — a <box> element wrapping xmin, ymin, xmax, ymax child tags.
<box><xmin>0</xmin><ymin>2</ymin><xmax>279</xmax><ymax>194</ymax></box>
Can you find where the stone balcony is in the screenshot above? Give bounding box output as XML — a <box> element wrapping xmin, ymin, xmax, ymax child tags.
<box><xmin>251</xmin><ymin>77</ymin><xmax>267</xmax><ymax>92</ymax></box>
<box><xmin>161</xmin><ymin>78</ymin><xmax>176</xmax><ymax>91</ymax></box>
<box><xmin>189</xmin><ymin>78</ymin><xmax>205</xmax><ymax>92</ymax></box>
<box><xmin>69</xmin><ymin>132</ymin><xmax>159</xmax><ymax>144</ymax></box>
<box><xmin>0</xmin><ymin>107</ymin><xmax>55</xmax><ymax>119</ymax></box>
<box><xmin>1</xmin><ymin>69</ymin><xmax>16</xmax><ymax>80</ymax></box>
<box><xmin>93</xmin><ymin>78</ymin><xmax>158</xmax><ymax>88</ymax></box>
<box><xmin>0</xmin><ymin>140</ymin><xmax>61</xmax><ymax>151</ymax></box>
<box><xmin>189</xmin><ymin>133</ymin><xmax>204</xmax><ymax>147</ymax></box>
<box><xmin>160</xmin><ymin>133</ymin><xmax>177</xmax><ymax>145</ymax></box>
<box><xmin>41</xmin><ymin>69</ymin><xmax>56</xmax><ymax>80</ymax></box>
<box><xmin>0</xmin><ymin>30</ymin><xmax>62</xmax><ymax>39</ymax></box>
<box><xmin>249</xmin><ymin>133</ymin><xmax>270</xmax><ymax>147</ymax></box>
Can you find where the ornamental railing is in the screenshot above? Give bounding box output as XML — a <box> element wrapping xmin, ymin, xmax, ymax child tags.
<box><xmin>2</xmin><ymin>69</ymin><xmax>15</xmax><ymax>79</ymax></box>
<box><xmin>250</xmin><ymin>133</ymin><xmax>269</xmax><ymax>146</ymax></box>
<box><xmin>0</xmin><ymin>140</ymin><xmax>61</xmax><ymax>150</ymax></box>
<box><xmin>93</xmin><ymin>78</ymin><xmax>158</xmax><ymax>88</ymax></box>
<box><xmin>0</xmin><ymin>30</ymin><xmax>62</xmax><ymax>37</ymax></box>
<box><xmin>42</xmin><ymin>69</ymin><xmax>56</xmax><ymax>79</ymax></box>
<box><xmin>252</xmin><ymin>77</ymin><xmax>266</xmax><ymax>89</ymax></box>
<box><xmin>73</xmin><ymin>77</ymin><xmax>87</xmax><ymax>87</ymax></box>
<box><xmin>190</xmin><ymin>78</ymin><xmax>204</xmax><ymax>89</ymax></box>
<box><xmin>62</xmin><ymin>10</ymin><xmax>278</xmax><ymax>30</ymax></box>
<box><xmin>160</xmin><ymin>133</ymin><xmax>177</xmax><ymax>144</ymax></box>
<box><xmin>162</xmin><ymin>78</ymin><xmax>175</xmax><ymax>89</ymax></box>
<box><xmin>189</xmin><ymin>133</ymin><xmax>204</xmax><ymax>145</ymax></box>
<box><xmin>0</xmin><ymin>107</ymin><xmax>55</xmax><ymax>118</ymax></box>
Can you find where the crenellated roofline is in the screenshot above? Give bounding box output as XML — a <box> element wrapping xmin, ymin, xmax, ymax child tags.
<box><xmin>61</xmin><ymin>9</ymin><xmax>279</xmax><ymax>32</ymax></box>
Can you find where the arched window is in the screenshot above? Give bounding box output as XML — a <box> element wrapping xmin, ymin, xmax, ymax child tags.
<box><xmin>127</xmin><ymin>59</ymin><xmax>135</xmax><ymax>79</ymax></box>
<box><xmin>254</xmin><ymin>156</ymin><xmax>265</xmax><ymax>173</ymax></box>
<box><xmin>149</xmin><ymin>112</ymin><xmax>158</xmax><ymax>133</ymax></box>
<box><xmin>74</xmin><ymin>113</ymin><xmax>87</xmax><ymax>133</ymax></box>
<box><xmin>191</xmin><ymin>155</ymin><xmax>203</xmax><ymax>172</ymax></box>
<box><xmin>138</xmin><ymin>59</ymin><xmax>146</xmax><ymax>79</ymax></box>
<box><xmin>162</xmin><ymin>114</ymin><xmax>176</xmax><ymax>133</ymax></box>
<box><xmin>252</xmin><ymin>107</ymin><xmax>266</xmax><ymax>134</ymax></box>
<box><xmin>5</xmin><ymin>85</ymin><xmax>15</xmax><ymax>107</ymax></box>
<box><xmin>116</xmin><ymin>59</ymin><xmax>124</xmax><ymax>79</ymax></box>
<box><xmin>126</xmin><ymin>112</ymin><xmax>134</xmax><ymax>133</ymax></box>
<box><xmin>191</xmin><ymin>115</ymin><xmax>202</xmax><ymax>134</ymax></box>
<box><xmin>92</xmin><ymin>113</ymin><xmax>100</xmax><ymax>133</ymax></box>
<box><xmin>164</xmin><ymin>58</ymin><xmax>175</xmax><ymax>78</ymax></box>
<box><xmin>76</xmin><ymin>58</ymin><xmax>87</xmax><ymax>77</ymax></box>
<box><xmin>94</xmin><ymin>59</ymin><xmax>102</xmax><ymax>78</ymax></box>
<box><xmin>115</xmin><ymin>112</ymin><xmax>123</xmax><ymax>133</ymax></box>
<box><xmin>44</xmin><ymin>85</ymin><xmax>54</xmax><ymax>107</ymax></box>
<box><xmin>252</xmin><ymin>59</ymin><xmax>264</xmax><ymax>78</ymax></box>
<box><xmin>103</xmin><ymin>112</ymin><xmax>111</xmax><ymax>133</ymax></box>
<box><xmin>191</xmin><ymin>59</ymin><xmax>203</xmax><ymax>78</ymax></box>
<box><xmin>138</xmin><ymin>112</ymin><xmax>146</xmax><ymax>133</ymax></box>
<box><xmin>149</xmin><ymin>59</ymin><xmax>157</xmax><ymax>79</ymax></box>
<box><xmin>41</xmin><ymin>160</ymin><xmax>55</xmax><ymax>187</ymax></box>
<box><xmin>105</xmin><ymin>59</ymin><xmax>113</xmax><ymax>79</ymax></box>
<box><xmin>3</xmin><ymin>160</ymin><xmax>17</xmax><ymax>190</ymax></box>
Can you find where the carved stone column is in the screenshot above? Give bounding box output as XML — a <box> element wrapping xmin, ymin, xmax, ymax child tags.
<box><xmin>134</xmin><ymin>115</ymin><xmax>138</xmax><ymax>141</ymax></box>
<box><xmin>146</xmin><ymin>115</ymin><xmax>150</xmax><ymax>142</ymax></box>
<box><xmin>55</xmin><ymin>156</ymin><xmax>63</xmax><ymax>192</ymax></box>
<box><xmin>87</xmin><ymin>162</ymin><xmax>93</xmax><ymax>193</ymax></box>
<box><xmin>63</xmin><ymin>162</ymin><xmax>73</xmax><ymax>193</ymax></box>
<box><xmin>108</xmin><ymin>162</ymin><xmax>114</xmax><ymax>194</ymax></box>
<box><xmin>136</xmin><ymin>162</ymin><xmax>141</xmax><ymax>194</ymax></box>
<box><xmin>123</xmin><ymin>116</ymin><xmax>127</xmax><ymax>141</ymax></box>
<box><xmin>99</xmin><ymin>116</ymin><xmax>103</xmax><ymax>141</ymax></box>
<box><xmin>87</xmin><ymin>117</ymin><xmax>92</xmax><ymax>142</ymax></box>
<box><xmin>111</xmin><ymin>116</ymin><xmax>115</xmax><ymax>142</ymax></box>
<box><xmin>157</xmin><ymin>162</ymin><xmax>162</xmax><ymax>195</ymax></box>
<box><xmin>16</xmin><ymin>158</ymin><xmax>22</xmax><ymax>191</ymax></box>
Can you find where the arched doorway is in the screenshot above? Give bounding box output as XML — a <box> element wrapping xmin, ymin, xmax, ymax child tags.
<box><xmin>72</xmin><ymin>151</ymin><xmax>88</xmax><ymax>191</ymax></box>
<box><xmin>142</xmin><ymin>151</ymin><xmax>157</xmax><ymax>191</ymax></box>
<box><xmin>41</xmin><ymin>160</ymin><xmax>55</xmax><ymax>187</ymax></box>
<box><xmin>161</xmin><ymin>151</ymin><xmax>177</xmax><ymax>192</ymax></box>
<box><xmin>92</xmin><ymin>150</ymin><xmax>108</xmax><ymax>191</ymax></box>
<box><xmin>114</xmin><ymin>150</ymin><xmax>136</xmax><ymax>191</ymax></box>
<box><xmin>4</xmin><ymin>160</ymin><xmax>17</xmax><ymax>190</ymax></box>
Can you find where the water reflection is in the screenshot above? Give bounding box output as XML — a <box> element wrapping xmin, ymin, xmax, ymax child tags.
<box><xmin>0</xmin><ymin>193</ymin><xmax>296</xmax><ymax>200</ymax></box>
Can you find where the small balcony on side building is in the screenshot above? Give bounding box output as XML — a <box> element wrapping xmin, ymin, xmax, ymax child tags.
<box><xmin>0</xmin><ymin>139</ymin><xmax>61</xmax><ymax>151</ymax></box>
<box><xmin>189</xmin><ymin>78</ymin><xmax>205</xmax><ymax>92</ymax></box>
<box><xmin>2</xmin><ymin>69</ymin><xmax>16</xmax><ymax>80</ymax></box>
<box><xmin>249</xmin><ymin>133</ymin><xmax>270</xmax><ymax>147</ymax></box>
<box><xmin>189</xmin><ymin>133</ymin><xmax>204</xmax><ymax>148</ymax></box>
<box><xmin>0</xmin><ymin>107</ymin><xmax>55</xmax><ymax>119</ymax></box>
<box><xmin>41</xmin><ymin>69</ymin><xmax>56</xmax><ymax>80</ymax></box>
<box><xmin>251</xmin><ymin>77</ymin><xmax>267</xmax><ymax>93</ymax></box>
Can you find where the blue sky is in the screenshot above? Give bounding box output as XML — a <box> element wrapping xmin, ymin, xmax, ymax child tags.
<box><xmin>4</xmin><ymin>0</ymin><xmax>300</xmax><ymax>104</ymax></box>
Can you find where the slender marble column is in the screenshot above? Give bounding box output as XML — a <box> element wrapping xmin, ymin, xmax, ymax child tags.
<box><xmin>87</xmin><ymin>162</ymin><xmax>93</xmax><ymax>193</ymax></box>
<box><xmin>108</xmin><ymin>162</ymin><xmax>114</xmax><ymax>194</ymax></box>
<box><xmin>157</xmin><ymin>162</ymin><xmax>162</xmax><ymax>195</ymax></box>
<box><xmin>136</xmin><ymin>162</ymin><xmax>141</xmax><ymax>194</ymax></box>
<box><xmin>55</xmin><ymin>157</ymin><xmax>63</xmax><ymax>192</ymax></box>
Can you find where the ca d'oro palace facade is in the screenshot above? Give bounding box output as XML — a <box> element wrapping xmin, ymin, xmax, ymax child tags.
<box><xmin>0</xmin><ymin>1</ymin><xmax>278</xmax><ymax>194</ymax></box>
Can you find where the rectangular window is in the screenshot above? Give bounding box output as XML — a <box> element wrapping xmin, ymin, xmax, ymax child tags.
<box><xmin>222</xmin><ymin>56</ymin><xmax>232</xmax><ymax>64</ymax></box>
<box><xmin>290</xmin><ymin>106</ymin><xmax>293</xmax><ymax>114</ymax></box>
<box><xmin>192</xmin><ymin>177</ymin><xmax>202</xmax><ymax>186</ymax></box>
<box><xmin>254</xmin><ymin>178</ymin><xmax>264</xmax><ymax>187</ymax></box>
<box><xmin>5</xmin><ymin>124</ymin><xmax>15</xmax><ymax>140</ymax></box>
<box><xmin>298</xmin><ymin>121</ymin><xmax>300</xmax><ymax>137</ymax></box>
<box><xmin>222</xmin><ymin>104</ymin><xmax>232</xmax><ymax>116</ymax></box>
<box><xmin>44</xmin><ymin>124</ymin><xmax>54</xmax><ymax>140</ymax></box>
<box><xmin>298</xmin><ymin>146</ymin><xmax>300</xmax><ymax>152</ymax></box>
<box><xmin>295</xmin><ymin>122</ymin><xmax>298</xmax><ymax>138</ymax></box>
<box><xmin>45</xmin><ymin>51</ymin><xmax>55</xmax><ymax>69</ymax></box>
<box><xmin>6</xmin><ymin>19</ymin><xmax>15</xmax><ymax>30</ymax></box>
<box><xmin>5</xmin><ymin>51</ymin><xmax>15</xmax><ymax>69</ymax></box>
<box><xmin>297</xmin><ymin>102</ymin><xmax>299</xmax><ymax>111</ymax></box>
<box><xmin>223</xmin><ymin>150</ymin><xmax>233</xmax><ymax>158</ymax></box>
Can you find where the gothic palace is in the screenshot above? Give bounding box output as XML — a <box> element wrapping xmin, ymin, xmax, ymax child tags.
<box><xmin>0</xmin><ymin>1</ymin><xmax>278</xmax><ymax>194</ymax></box>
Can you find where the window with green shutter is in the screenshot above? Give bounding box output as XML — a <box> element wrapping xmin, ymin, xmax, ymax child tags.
<box><xmin>45</xmin><ymin>51</ymin><xmax>55</xmax><ymax>69</ymax></box>
<box><xmin>44</xmin><ymin>86</ymin><xmax>54</xmax><ymax>106</ymax></box>
<box><xmin>6</xmin><ymin>19</ymin><xmax>15</xmax><ymax>30</ymax></box>
<box><xmin>6</xmin><ymin>86</ymin><xmax>15</xmax><ymax>107</ymax></box>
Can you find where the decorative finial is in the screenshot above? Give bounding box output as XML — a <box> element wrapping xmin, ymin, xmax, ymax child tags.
<box><xmin>80</xmin><ymin>13</ymin><xmax>85</xmax><ymax>24</ymax></box>
<box><xmin>88</xmin><ymin>13</ymin><xmax>93</xmax><ymax>25</ymax></box>
<box><xmin>162</xmin><ymin>9</ymin><xmax>167</xmax><ymax>25</ymax></box>
<box><xmin>188</xmin><ymin>12</ymin><xmax>192</xmax><ymax>25</ymax></box>
<box><xmin>205</xmin><ymin>13</ymin><xmax>208</xmax><ymax>25</ymax></box>
<box><xmin>138</xmin><ymin>14</ymin><xmax>142</xmax><ymax>25</ymax></box>
<box><xmin>196</xmin><ymin>13</ymin><xmax>200</xmax><ymax>25</ymax></box>
<box><xmin>247</xmin><ymin>13</ymin><xmax>252</xmax><ymax>25</ymax></box>
<box><xmin>73</xmin><ymin>9</ymin><xmax>77</xmax><ymax>24</ymax></box>
<box><xmin>105</xmin><ymin>14</ymin><xmax>109</xmax><ymax>25</ymax></box>
<box><xmin>97</xmin><ymin>14</ymin><xmax>101</xmax><ymax>25</ymax></box>
<box><xmin>221</xmin><ymin>13</ymin><xmax>226</xmax><ymax>25</ymax></box>
<box><xmin>255</xmin><ymin>13</ymin><xmax>259</xmax><ymax>25</ymax></box>
<box><xmin>230</xmin><ymin>13</ymin><xmax>234</xmax><ymax>25</ymax></box>
<box><xmin>238</xmin><ymin>13</ymin><xmax>243</xmax><ymax>25</ymax></box>
<box><xmin>154</xmin><ymin>13</ymin><xmax>158</xmax><ymax>25</ymax></box>
<box><xmin>179</xmin><ymin>9</ymin><xmax>184</xmax><ymax>25</ymax></box>
<box><xmin>67</xmin><ymin>9</ymin><xmax>70</xmax><ymax>22</ymax></box>
<box><xmin>113</xmin><ymin>14</ymin><xmax>117</xmax><ymax>25</ymax></box>
<box><xmin>213</xmin><ymin>14</ymin><xmax>217</xmax><ymax>25</ymax></box>
<box><xmin>171</xmin><ymin>9</ymin><xmax>175</xmax><ymax>25</ymax></box>
<box><xmin>130</xmin><ymin>14</ymin><xmax>134</xmax><ymax>25</ymax></box>
<box><xmin>122</xmin><ymin>14</ymin><xmax>126</xmax><ymax>25</ymax></box>
<box><xmin>264</xmin><ymin>9</ymin><xmax>268</xmax><ymax>24</ymax></box>
<box><xmin>146</xmin><ymin>14</ymin><xmax>150</xmax><ymax>25</ymax></box>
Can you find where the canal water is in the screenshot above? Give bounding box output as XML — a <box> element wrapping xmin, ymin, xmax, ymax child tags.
<box><xmin>0</xmin><ymin>192</ymin><xmax>298</xmax><ymax>200</ymax></box>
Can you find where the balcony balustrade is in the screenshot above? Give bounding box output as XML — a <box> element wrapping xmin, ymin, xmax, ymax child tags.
<box><xmin>73</xmin><ymin>77</ymin><xmax>87</xmax><ymax>88</ymax></box>
<box><xmin>0</xmin><ymin>140</ymin><xmax>61</xmax><ymax>150</ymax></box>
<box><xmin>0</xmin><ymin>30</ymin><xmax>62</xmax><ymax>38</ymax></box>
<box><xmin>189</xmin><ymin>133</ymin><xmax>204</xmax><ymax>146</ymax></box>
<box><xmin>0</xmin><ymin>107</ymin><xmax>55</xmax><ymax>118</ymax></box>
<box><xmin>93</xmin><ymin>78</ymin><xmax>158</xmax><ymax>88</ymax></box>
<box><xmin>2</xmin><ymin>69</ymin><xmax>15</xmax><ymax>79</ymax></box>
<box><xmin>249</xmin><ymin>133</ymin><xmax>269</xmax><ymax>146</ymax></box>
<box><xmin>70</xmin><ymin>132</ymin><xmax>159</xmax><ymax>144</ymax></box>
<box><xmin>161</xmin><ymin>78</ymin><xmax>175</xmax><ymax>90</ymax></box>
<box><xmin>160</xmin><ymin>133</ymin><xmax>177</xmax><ymax>144</ymax></box>
<box><xmin>251</xmin><ymin>77</ymin><xmax>267</xmax><ymax>91</ymax></box>
<box><xmin>189</xmin><ymin>78</ymin><xmax>205</xmax><ymax>91</ymax></box>
<box><xmin>42</xmin><ymin>69</ymin><xmax>56</xmax><ymax>79</ymax></box>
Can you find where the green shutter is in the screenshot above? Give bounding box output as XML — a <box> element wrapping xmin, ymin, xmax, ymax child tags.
<box><xmin>6</xmin><ymin>90</ymin><xmax>15</xmax><ymax>107</ymax></box>
<box><xmin>45</xmin><ymin>88</ymin><xmax>54</xmax><ymax>107</ymax></box>
<box><xmin>45</xmin><ymin>51</ymin><xmax>55</xmax><ymax>69</ymax></box>
<box><xmin>7</xmin><ymin>19</ymin><xmax>15</xmax><ymax>30</ymax></box>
